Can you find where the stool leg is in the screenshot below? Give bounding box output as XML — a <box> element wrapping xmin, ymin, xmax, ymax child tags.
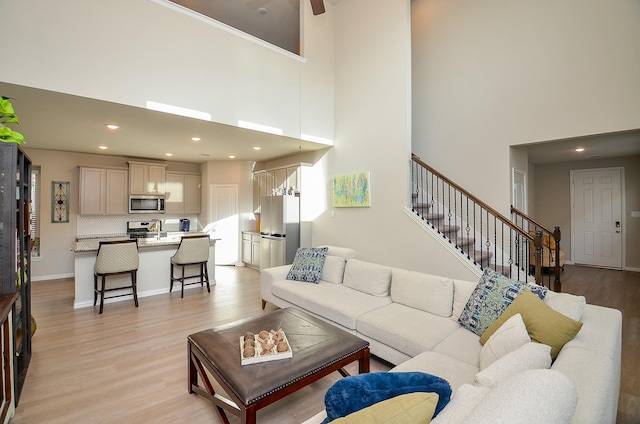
<box><xmin>204</xmin><ymin>263</ymin><xmax>210</xmax><ymax>293</ymax></box>
<box><xmin>94</xmin><ymin>274</ymin><xmax>98</xmax><ymax>306</ymax></box>
<box><xmin>199</xmin><ymin>263</ymin><xmax>204</xmax><ymax>287</ymax></box>
<box><xmin>181</xmin><ymin>265</ymin><xmax>185</xmax><ymax>298</ymax></box>
<box><xmin>170</xmin><ymin>263</ymin><xmax>174</xmax><ymax>293</ymax></box>
<box><xmin>132</xmin><ymin>270</ymin><xmax>139</xmax><ymax>307</ymax></box>
<box><xmin>99</xmin><ymin>275</ymin><xmax>106</xmax><ymax>314</ymax></box>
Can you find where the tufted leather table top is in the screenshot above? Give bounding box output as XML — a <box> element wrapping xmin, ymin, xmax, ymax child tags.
<box><xmin>188</xmin><ymin>308</ymin><xmax>370</xmax><ymax>412</ymax></box>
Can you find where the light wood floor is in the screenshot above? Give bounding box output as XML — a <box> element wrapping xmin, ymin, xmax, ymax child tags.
<box><xmin>12</xmin><ymin>265</ymin><xmax>640</xmax><ymax>423</ymax></box>
<box><xmin>11</xmin><ymin>266</ymin><xmax>390</xmax><ymax>424</ymax></box>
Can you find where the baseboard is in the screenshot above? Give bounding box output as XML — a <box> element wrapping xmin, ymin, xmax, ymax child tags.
<box><xmin>32</xmin><ymin>273</ymin><xmax>74</xmax><ymax>282</ymax></box>
<box><xmin>625</xmin><ymin>266</ymin><xmax>640</xmax><ymax>273</ymax></box>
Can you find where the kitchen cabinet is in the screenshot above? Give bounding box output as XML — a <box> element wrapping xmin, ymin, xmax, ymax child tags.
<box><xmin>0</xmin><ymin>144</ymin><xmax>32</xmax><ymax>406</ymax></box>
<box><xmin>79</xmin><ymin>167</ymin><xmax>128</xmax><ymax>215</ymax></box>
<box><xmin>128</xmin><ymin>161</ymin><xmax>166</xmax><ymax>195</ymax></box>
<box><xmin>252</xmin><ymin>166</ymin><xmax>301</xmax><ymax>214</ymax></box>
<box><xmin>242</xmin><ymin>232</ymin><xmax>261</xmax><ymax>269</ymax></box>
<box><xmin>165</xmin><ymin>172</ymin><xmax>201</xmax><ymax>214</ymax></box>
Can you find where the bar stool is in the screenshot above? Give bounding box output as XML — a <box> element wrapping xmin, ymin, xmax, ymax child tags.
<box><xmin>93</xmin><ymin>239</ymin><xmax>140</xmax><ymax>314</ymax></box>
<box><xmin>170</xmin><ymin>235</ymin><xmax>211</xmax><ymax>298</ymax></box>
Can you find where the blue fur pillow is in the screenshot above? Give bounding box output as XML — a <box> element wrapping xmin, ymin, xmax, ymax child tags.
<box><xmin>321</xmin><ymin>372</ymin><xmax>451</xmax><ymax>423</ymax></box>
<box><xmin>286</xmin><ymin>247</ymin><xmax>328</xmax><ymax>283</ymax></box>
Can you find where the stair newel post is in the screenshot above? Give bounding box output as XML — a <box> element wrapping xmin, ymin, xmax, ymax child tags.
<box><xmin>553</xmin><ymin>226</ymin><xmax>562</xmax><ymax>293</ymax></box>
<box><xmin>534</xmin><ymin>230</ymin><xmax>543</xmax><ymax>286</ymax></box>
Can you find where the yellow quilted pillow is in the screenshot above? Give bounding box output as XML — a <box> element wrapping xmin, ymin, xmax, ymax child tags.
<box><xmin>480</xmin><ymin>290</ymin><xmax>583</xmax><ymax>358</ymax></box>
<box><xmin>332</xmin><ymin>392</ymin><xmax>439</xmax><ymax>424</ymax></box>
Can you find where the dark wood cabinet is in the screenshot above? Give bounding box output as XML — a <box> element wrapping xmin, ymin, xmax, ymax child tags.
<box><xmin>0</xmin><ymin>143</ymin><xmax>32</xmax><ymax>405</ymax></box>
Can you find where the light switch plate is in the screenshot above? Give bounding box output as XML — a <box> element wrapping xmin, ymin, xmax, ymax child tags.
<box><xmin>631</xmin><ymin>211</ymin><xmax>640</xmax><ymax>218</ymax></box>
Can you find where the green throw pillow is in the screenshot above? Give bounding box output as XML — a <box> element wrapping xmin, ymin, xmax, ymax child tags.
<box><xmin>332</xmin><ymin>392</ymin><xmax>439</xmax><ymax>424</ymax></box>
<box><xmin>480</xmin><ymin>290</ymin><xmax>583</xmax><ymax>359</ymax></box>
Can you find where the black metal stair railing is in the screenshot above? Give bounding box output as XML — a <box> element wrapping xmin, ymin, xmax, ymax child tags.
<box><xmin>511</xmin><ymin>207</ymin><xmax>563</xmax><ymax>292</ymax></box>
<box><xmin>411</xmin><ymin>154</ymin><xmax>554</xmax><ymax>290</ymax></box>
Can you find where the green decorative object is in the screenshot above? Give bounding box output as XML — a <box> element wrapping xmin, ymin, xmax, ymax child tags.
<box><xmin>0</xmin><ymin>96</ymin><xmax>25</xmax><ymax>144</ymax></box>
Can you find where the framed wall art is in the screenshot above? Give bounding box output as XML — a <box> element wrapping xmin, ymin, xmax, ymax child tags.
<box><xmin>52</xmin><ymin>181</ymin><xmax>70</xmax><ymax>223</ymax></box>
<box><xmin>332</xmin><ymin>172</ymin><xmax>371</xmax><ymax>207</ymax></box>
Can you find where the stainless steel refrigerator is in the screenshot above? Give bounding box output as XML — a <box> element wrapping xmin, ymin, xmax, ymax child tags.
<box><xmin>260</xmin><ymin>195</ymin><xmax>300</xmax><ymax>269</ymax></box>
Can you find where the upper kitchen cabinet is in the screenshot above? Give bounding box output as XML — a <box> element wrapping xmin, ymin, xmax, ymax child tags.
<box><xmin>128</xmin><ymin>161</ymin><xmax>166</xmax><ymax>195</ymax></box>
<box><xmin>79</xmin><ymin>167</ymin><xmax>128</xmax><ymax>215</ymax></box>
<box><xmin>253</xmin><ymin>166</ymin><xmax>301</xmax><ymax>213</ymax></box>
<box><xmin>165</xmin><ymin>172</ymin><xmax>201</xmax><ymax>214</ymax></box>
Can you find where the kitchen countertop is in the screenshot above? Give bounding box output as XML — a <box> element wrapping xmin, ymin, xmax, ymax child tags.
<box><xmin>71</xmin><ymin>232</ymin><xmax>219</xmax><ymax>252</ymax></box>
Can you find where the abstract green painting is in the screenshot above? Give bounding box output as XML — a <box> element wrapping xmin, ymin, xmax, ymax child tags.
<box><xmin>332</xmin><ymin>172</ymin><xmax>371</xmax><ymax>207</ymax></box>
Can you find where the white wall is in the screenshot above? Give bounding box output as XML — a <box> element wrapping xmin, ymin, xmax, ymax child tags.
<box><xmin>0</xmin><ymin>0</ymin><xmax>335</xmax><ymax>143</ymax></box>
<box><xmin>411</xmin><ymin>0</ymin><xmax>640</xmax><ymax>215</ymax></box>
<box><xmin>305</xmin><ymin>0</ymin><xmax>478</xmax><ymax>280</ymax></box>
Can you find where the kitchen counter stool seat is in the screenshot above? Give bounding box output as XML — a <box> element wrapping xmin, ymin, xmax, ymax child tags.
<box><xmin>170</xmin><ymin>235</ymin><xmax>211</xmax><ymax>298</ymax></box>
<box><xmin>93</xmin><ymin>240</ymin><xmax>140</xmax><ymax>314</ymax></box>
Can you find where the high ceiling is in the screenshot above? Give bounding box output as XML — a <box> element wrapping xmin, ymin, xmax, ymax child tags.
<box><xmin>2</xmin><ymin>0</ymin><xmax>638</xmax><ymax>166</ymax></box>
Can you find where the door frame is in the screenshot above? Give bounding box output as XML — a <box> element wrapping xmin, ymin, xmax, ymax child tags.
<box><xmin>570</xmin><ymin>167</ymin><xmax>625</xmax><ymax>269</ymax></box>
<box><xmin>511</xmin><ymin>168</ymin><xmax>527</xmax><ymax>214</ymax></box>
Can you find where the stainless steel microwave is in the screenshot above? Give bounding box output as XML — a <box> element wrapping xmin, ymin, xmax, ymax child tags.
<box><xmin>129</xmin><ymin>195</ymin><xmax>165</xmax><ymax>214</ymax></box>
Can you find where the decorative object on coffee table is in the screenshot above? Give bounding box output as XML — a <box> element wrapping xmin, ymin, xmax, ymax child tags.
<box><xmin>188</xmin><ymin>308</ymin><xmax>370</xmax><ymax>424</ymax></box>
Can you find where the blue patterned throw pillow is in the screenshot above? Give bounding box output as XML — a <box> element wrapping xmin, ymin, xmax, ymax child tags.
<box><xmin>286</xmin><ymin>247</ymin><xmax>328</xmax><ymax>283</ymax></box>
<box><xmin>458</xmin><ymin>268</ymin><xmax>548</xmax><ymax>336</ymax></box>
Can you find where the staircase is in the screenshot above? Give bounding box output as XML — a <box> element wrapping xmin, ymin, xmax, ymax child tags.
<box><xmin>411</xmin><ymin>154</ymin><xmax>561</xmax><ymax>290</ymax></box>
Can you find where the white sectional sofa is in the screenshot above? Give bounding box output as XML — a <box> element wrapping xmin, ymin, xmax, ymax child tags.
<box><xmin>260</xmin><ymin>246</ymin><xmax>622</xmax><ymax>424</ymax></box>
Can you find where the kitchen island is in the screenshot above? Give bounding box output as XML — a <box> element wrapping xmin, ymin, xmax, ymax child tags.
<box><xmin>71</xmin><ymin>233</ymin><xmax>219</xmax><ymax>309</ymax></box>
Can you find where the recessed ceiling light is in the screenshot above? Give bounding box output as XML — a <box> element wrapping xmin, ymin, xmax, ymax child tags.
<box><xmin>98</xmin><ymin>145</ymin><xmax>108</xmax><ymax>150</ymax></box>
<box><xmin>575</xmin><ymin>148</ymin><xmax>585</xmax><ymax>152</ymax></box>
<box><xmin>253</xmin><ymin>146</ymin><xmax>261</xmax><ymax>151</ymax></box>
<box><xmin>105</xmin><ymin>124</ymin><xmax>119</xmax><ymax>130</ymax></box>
<box><xmin>258</xmin><ymin>7</ymin><xmax>268</xmax><ymax>14</ymax></box>
<box><xmin>228</xmin><ymin>155</ymin><xmax>236</xmax><ymax>159</ymax></box>
<box><xmin>191</xmin><ymin>137</ymin><xmax>201</xmax><ymax>142</ymax></box>
<box><xmin>165</xmin><ymin>153</ymin><xmax>173</xmax><ymax>157</ymax></box>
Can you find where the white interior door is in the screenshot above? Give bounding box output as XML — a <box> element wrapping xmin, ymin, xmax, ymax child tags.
<box><xmin>571</xmin><ymin>168</ymin><xmax>623</xmax><ymax>269</ymax></box>
<box><xmin>512</xmin><ymin>168</ymin><xmax>527</xmax><ymax>213</ymax></box>
<box><xmin>209</xmin><ymin>184</ymin><xmax>239</xmax><ymax>265</ymax></box>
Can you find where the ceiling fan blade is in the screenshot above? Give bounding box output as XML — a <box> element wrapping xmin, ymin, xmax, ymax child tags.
<box><xmin>310</xmin><ymin>0</ymin><xmax>325</xmax><ymax>15</ymax></box>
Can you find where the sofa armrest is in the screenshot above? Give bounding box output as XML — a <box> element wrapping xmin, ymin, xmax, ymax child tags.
<box><xmin>260</xmin><ymin>265</ymin><xmax>292</xmax><ymax>305</ymax></box>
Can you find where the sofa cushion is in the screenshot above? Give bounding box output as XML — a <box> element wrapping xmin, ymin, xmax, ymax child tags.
<box><xmin>479</xmin><ymin>290</ymin><xmax>583</xmax><ymax>359</ymax></box>
<box><xmin>271</xmin><ymin>280</ymin><xmax>391</xmax><ymax>330</ymax></box>
<box><xmin>451</xmin><ymin>279</ymin><xmax>477</xmax><ymax>322</ymax></box>
<box><xmin>323</xmin><ymin>372</ymin><xmax>451</xmax><ymax>422</ymax></box>
<box><xmin>462</xmin><ymin>369</ymin><xmax>578</xmax><ymax>424</ymax></box>
<box><xmin>474</xmin><ymin>342</ymin><xmax>552</xmax><ymax>388</ymax></box>
<box><xmin>286</xmin><ymin>247</ymin><xmax>328</xmax><ymax>283</ymax></box>
<box><xmin>544</xmin><ymin>290</ymin><xmax>586</xmax><ymax>321</ymax></box>
<box><xmin>391</xmin><ymin>269</ymin><xmax>454</xmax><ymax>317</ymax></box>
<box><xmin>331</xmin><ymin>392</ymin><xmax>439</xmax><ymax>424</ymax></box>
<box><xmin>431</xmin><ymin>327</ymin><xmax>482</xmax><ymax>368</ymax></box>
<box><xmin>430</xmin><ymin>384</ymin><xmax>490</xmax><ymax>424</ymax></box>
<box><xmin>479</xmin><ymin>313</ymin><xmax>531</xmax><ymax>369</ymax></box>
<box><xmin>392</xmin><ymin>351</ymin><xmax>479</xmax><ymax>393</ymax></box>
<box><xmin>317</xmin><ymin>245</ymin><xmax>358</xmax><ymax>259</ymax></box>
<box><xmin>357</xmin><ymin>303</ymin><xmax>461</xmax><ymax>358</ymax></box>
<box><xmin>458</xmin><ymin>268</ymin><xmax>547</xmax><ymax>336</ymax></box>
<box><xmin>343</xmin><ymin>259</ymin><xmax>392</xmax><ymax>297</ymax></box>
<box><xmin>321</xmin><ymin>255</ymin><xmax>347</xmax><ymax>284</ymax></box>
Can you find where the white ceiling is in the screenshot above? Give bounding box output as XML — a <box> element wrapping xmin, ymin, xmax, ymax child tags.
<box><xmin>523</xmin><ymin>130</ymin><xmax>640</xmax><ymax>164</ymax></box>
<box><xmin>0</xmin><ymin>81</ymin><xmax>330</xmax><ymax>164</ymax></box>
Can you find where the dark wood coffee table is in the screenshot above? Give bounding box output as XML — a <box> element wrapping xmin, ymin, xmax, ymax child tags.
<box><xmin>188</xmin><ymin>307</ymin><xmax>370</xmax><ymax>424</ymax></box>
